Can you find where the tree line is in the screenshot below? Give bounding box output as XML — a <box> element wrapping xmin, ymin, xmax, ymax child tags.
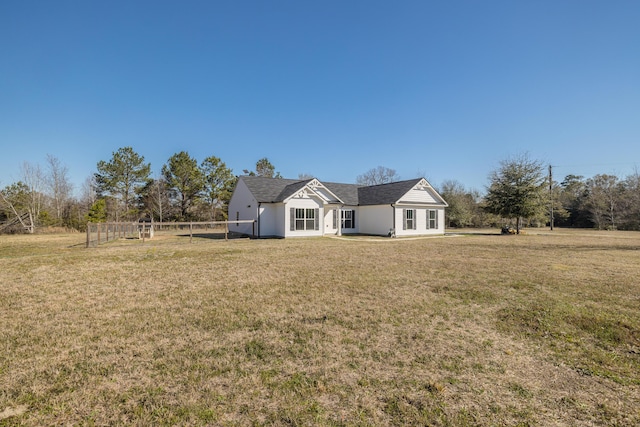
<box><xmin>0</xmin><ymin>147</ymin><xmax>281</xmax><ymax>233</ymax></box>
<box><xmin>1</xmin><ymin>150</ymin><xmax>638</xmax><ymax>233</ymax></box>
<box><xmin>440</xmin><ymin>154</ymin><xmax>640</xmax><ymax>232</ymax></box>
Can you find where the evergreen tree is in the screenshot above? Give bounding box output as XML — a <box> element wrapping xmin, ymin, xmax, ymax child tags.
<box><xmin>162</xmin><ymin>151</ymin><xmax>204</xmax><ymax>221</ymax></box>
<box><xmin>86</xmin><ymin>199</ymin><xmax>107</xmax><ymax>223</ymax></box>
<box><xmin>244</xmin><ymin>158</ymin><xmax>282</xmax><ymax>178</ymax></box>
<box><xmin>201</xmin><ymin>156</ymin><xmax>235</xmax><ymax>220</ymax></box>
<box><xmin>95</xmin><ymin>147</ymin><xmax>151</xmax><ymax>220</ymax></box>
<box><xmin>483</xmin><ymin>154</ymin><xmax>546</xmax><ymax>234</ymax></box>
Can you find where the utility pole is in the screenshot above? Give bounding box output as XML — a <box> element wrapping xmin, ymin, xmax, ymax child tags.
<box><xmin>549</xmin><ymin>164</ymin><xmax>554</xmax><ymax>231</ymax></box>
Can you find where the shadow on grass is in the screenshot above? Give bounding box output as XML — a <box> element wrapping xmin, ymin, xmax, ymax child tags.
<box><xmin>176</xmin><ymin>231</ymin><xmax>253</xmax><ymax>240</ymax></box>
<box><xmin>446</xmin><ymin>231</ymin><xmax>502</xmax><ymax>236</ymax></box>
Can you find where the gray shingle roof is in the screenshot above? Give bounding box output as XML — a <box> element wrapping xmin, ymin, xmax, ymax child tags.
<box><xmin>275</xmin><ymin>180</ymin><xmax>313</xmax><ymax>202</ymax></box>
<box><xmin>240</xmin><ymin>176</ymin><xmax>304</xmax><ymax>202</ymax></box>
<box><xmin>238</xmin><ymin>176</ymin><xmax>432</xmax><ymax>206</ymax></box>
<box><xmin>323</xmin><ymin>182</ymin><xmax>361</xmax><ymax>206</ymax></box>
<box><xmin>357</xmin><ymin>178</ymin><xmax>423</xmax><ymax>205</ymax></box>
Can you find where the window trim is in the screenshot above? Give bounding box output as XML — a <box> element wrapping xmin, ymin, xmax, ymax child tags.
<box><xmin>403</xmin><ymin>208</ymin><xmax>416</xmax><ymax>230</ymax></box>
<box><xmin>341</xmin><ymin>209</ymin><xmax>355</xmax><ymax>229</ymax></box>
<box><xmin>290</xmin><ymin>207</ymin><xmax>319</xmax><ymax>231</ymax></box>
<box><xmin>332</xmin><ymin>208</ymin><xmax>356</xmax><ymax>229</ymax></box>
<box><xmin>427</xmin><ymin>209</ymin><xmax>438</xmax><ymax>229</ymax></box>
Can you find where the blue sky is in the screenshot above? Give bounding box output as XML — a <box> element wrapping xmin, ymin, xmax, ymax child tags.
<box><xmin>1</xmin><ymin>0</ymin><xmax>639</xmax><ymax>195</ymax></box>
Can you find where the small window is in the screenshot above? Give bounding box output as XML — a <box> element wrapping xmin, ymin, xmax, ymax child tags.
<box><xmin>428</xmin><ymin>210</ymin><xmax>438</xmax><ymax>229</ymax></box>
<box><xmin>342</xmin><ymin>209</ymin><xmax>355</xmax><ymax>229</ymax></box>
<box><xmin>295</xmin><ymin>208</ymin><xmax>305</xmax><ymax>230</ymax></box>
<box><xmin>305</xmin><ymin>208</ymin><xmax>315</xmax><ymax>230</ymax></box>
<box><xmin>404</xmin><ymin>209</ymin><xmax>415</xmax><ymax>230</ymax></box>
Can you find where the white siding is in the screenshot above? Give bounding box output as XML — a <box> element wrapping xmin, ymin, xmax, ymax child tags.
<box><xmin>284</xmin><ymin>197</ymin><xmax>324</xmax><ymax>238</ymax></box>
<box><xmin>274</xmin><ymin>204</ymin><xmax>286</xmax><ymax>237</ymax></box>
<box><xmin>358</xmin><ymin>205</ymin><xmax>393</xmax><ymax>236</ymax></box>
<box><xmin>321</xmin><ymin>206</ymin><xmax>359</xmax><ymax>235</ymax></box>
<box><xmin>394</xmin><ymin>206</ymin><xmax>446</xmax><ymax>237</ymax></box>
<box><xmin>227</xmin><ymin>179</ymin><xmax>257</xmax><ymax>236</ymax></box>
<box><xmin>258</xmin><ymin>204</ymin><xmax>279</xmax><ymax>237</ymax></box>
<box><xmin>398</xmin><ymin>188</ymin><xmax>438</xmax><ymax>204</ymax></box>
<box><xmin>324</xmin><ymin>207</ymin><xmax>337</xmax><ymax>235</ymax></box>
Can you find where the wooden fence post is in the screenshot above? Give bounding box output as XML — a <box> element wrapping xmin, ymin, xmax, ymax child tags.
<box><xmin>86</xmin><ymin>223</ymin><xmax>90</xmax><ymax>248</ymax></box>
<box><xmin>190</xmin><ymin>222</ymin><xmax>193</xmax><ymax>243</ymax></box>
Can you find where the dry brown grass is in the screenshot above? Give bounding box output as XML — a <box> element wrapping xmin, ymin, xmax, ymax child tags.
<box><xmin>0</xmin><ymin>229</ymin><xmax>639</xmax><ymax>426</ymax></box>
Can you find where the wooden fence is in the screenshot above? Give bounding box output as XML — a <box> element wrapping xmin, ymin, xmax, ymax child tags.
<box><xmin>86</xmin><ymin>220</ymin><xmax>256</xmax><ymax>248</ymax></box>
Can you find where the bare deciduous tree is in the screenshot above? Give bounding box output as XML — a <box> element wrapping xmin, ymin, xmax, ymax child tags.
<box><xmin>439</xmin><ymin>179</ymin><xmax>482</xmax><ymax>228</ymax></box>
<box><xmin>356</xmin><ymin>166</ymin><xmax>400</xmax><ymax>186</ymax></box>
<box><xmin>585</xmin><ymin>174</ymin><xmax>622</xmax><ymax>230</ymax></box>
<box><xmin>140</xmin><ymin>178</ymin><xmax>170</xmax><ymax>222</ymax></box>
<box><xmin>45</xmin><ymin>154</ymin><xmax>73</xmax><ymax>222</ymax></box>
<box><xmin>80</xmin><ymin>175</ymin><xmax>97</xmax><ymax>207</ymax></box>
<box><xmin>20</xmin><ymin>161</ymin><xmax>46</xmax><ymax>232</ymax></box>
<box><xmin>0</xmin><ymin>183</ymin><xmax>31</xmax><ymax>232</ymax></box>
<box><xmin>622</xmin><ymin>169</ymin><xmax>640</xmax><ymax>229</ymax></box>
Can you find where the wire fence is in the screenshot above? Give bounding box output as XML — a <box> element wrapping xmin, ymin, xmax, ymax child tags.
<box><xmin>85</xmin><ymin>222</ymin><xmax>140</xmax><ymax>247</ymax></box>
<box><xmin>86</xmin><ymin>220</ymin><xmax>256</xmax><ymax>248</ymax></box>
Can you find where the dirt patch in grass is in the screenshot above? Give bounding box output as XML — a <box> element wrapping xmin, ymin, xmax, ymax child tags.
<box><xmin>0</xmin><ymin>230</ymin><xmax>639</xmax><ymax>425</ymax></box>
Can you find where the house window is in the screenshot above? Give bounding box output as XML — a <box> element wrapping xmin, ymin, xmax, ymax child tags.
<box><xmin>305</xmin><ymin>208</ymin><xmax>315</xmax><ymax>230</ymax></box>
<box><xmin>342</xmin><ymin>209</ymin><xmax>355</xmax><ymax>229</ymax></box>
<box><xmin>292</xmin><ymin>208</ymin><xmax>318</xmax><ymax>231</ymax></box>
<box><xmin>428</xmin><ymin>209</ymin><xmax>438</xmax><ymax>229</ymax></box>
<box><xmin>403</xmin><ymin>209</ymin><xmax>416</xmax><ymax>230</ymax></box>
<box><xmin>332</xmin><ymin>209</ymin><xmax>356</xmax><ymax>229</ymax></box>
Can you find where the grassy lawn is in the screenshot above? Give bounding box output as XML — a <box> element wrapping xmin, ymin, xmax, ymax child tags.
<box><xmin>0</xmin><ymin>229</ymin><xmax>639</xmax><ymax>425</ymax></box>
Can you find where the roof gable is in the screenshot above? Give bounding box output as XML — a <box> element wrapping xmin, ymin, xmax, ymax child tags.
<box><xmin>396</xmin><ymin>178</ymin><xmax>448</xmax><ymax>206</ymax></box>
<box><xmin>275</xmin><ymin>180</ymin><xmax>313</xmax><ymax>202</ymax></box>
<box><xmin>238</xmin><ymin>176</ymin><xmax>344</xmax><ymax>204</ymax></box>
<box><xmin>277</xmin><ymin>178</ymin><xmax>343</xmax><ymax>203</ymax></box>
<box><xmin>238</xmin><ymin>176</ymin><xmax>447</xmax><ymax>206</ymax></box>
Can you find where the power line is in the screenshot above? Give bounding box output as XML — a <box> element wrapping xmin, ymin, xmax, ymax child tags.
<box><xmin>550</xmin><ymin>162</ymin><xmax>638</xmax><ymax>170</ymax></box>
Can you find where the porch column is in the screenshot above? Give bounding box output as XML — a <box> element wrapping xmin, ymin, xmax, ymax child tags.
<box><xmin>337</xmin><ymin>206</ymin><xmax>342</xmax><ymax>236</ymax></box>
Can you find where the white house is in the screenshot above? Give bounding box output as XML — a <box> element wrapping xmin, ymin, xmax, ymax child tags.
<box><xmin>228</xmin><ymin>176</ymin><xmax>448</xmax><ymax>238</ymax></box>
